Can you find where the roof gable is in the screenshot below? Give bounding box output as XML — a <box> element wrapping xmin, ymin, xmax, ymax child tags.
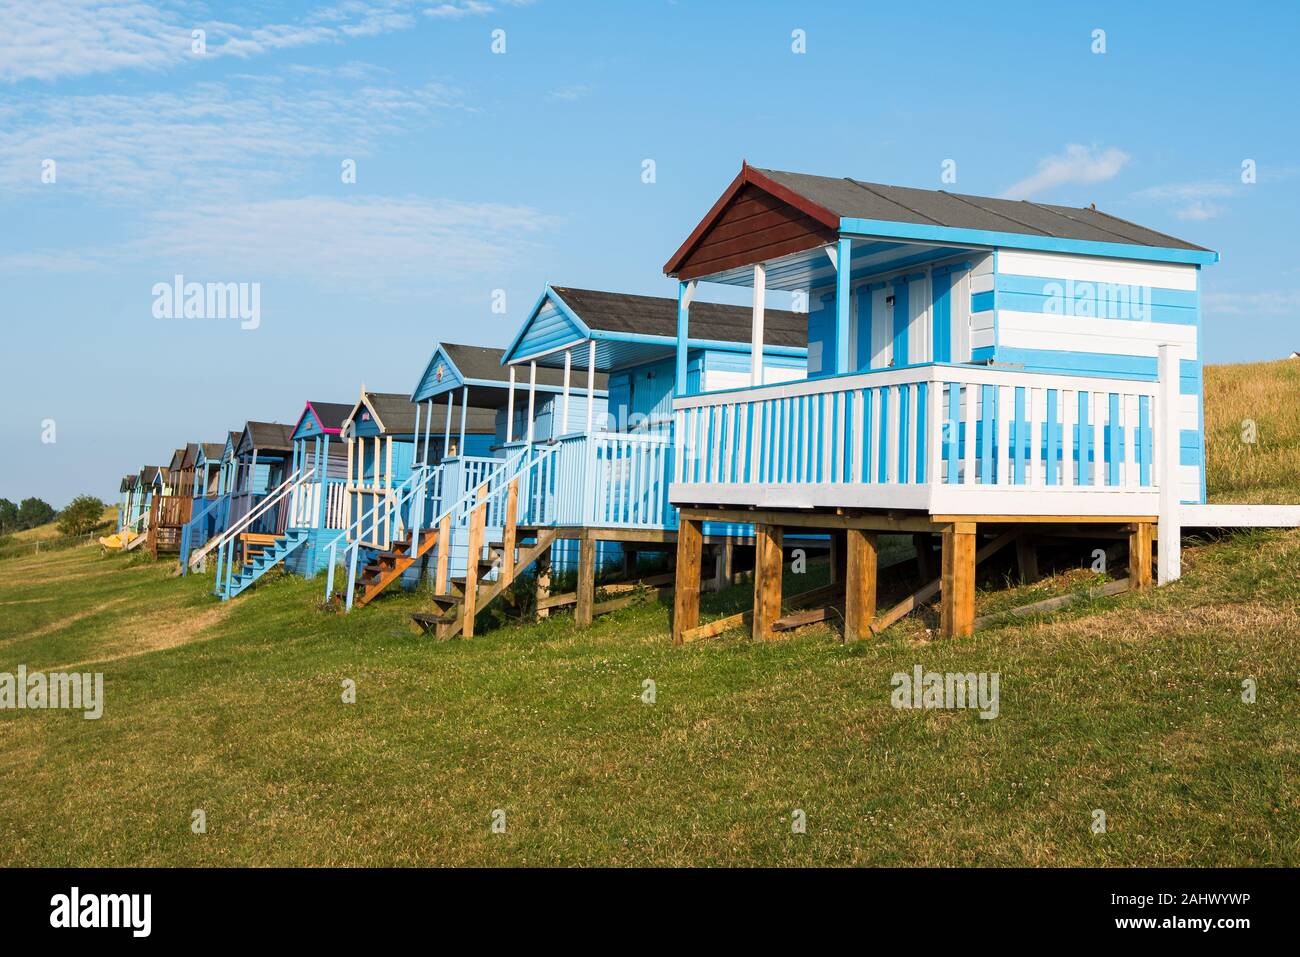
<box><xmin>665</xmin><ymin>163</ymin><xmax>1216</xmax><ymax>278</ymax></box>
<box><xmin>292</xmin><ymin>401</ymin><xmax>351</xmax><ymax>440</ymax></box>
<box><xmin>411</xmin><ymin>344</ymin><xmax>468</xmax><ymax>401</ymax></box>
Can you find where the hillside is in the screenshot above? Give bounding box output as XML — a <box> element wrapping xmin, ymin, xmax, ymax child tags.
<box><xmin>0</xmin><ymin>363</ymin><xmax>1296</xmax><ymax>867</ymax></box>
<box><xmin>1204</xmin><ymin>359</ymin><xmax>1300</xmax><ymax>503</ymax></box>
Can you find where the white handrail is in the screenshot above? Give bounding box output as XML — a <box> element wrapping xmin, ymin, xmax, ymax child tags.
<box><xmin>212</xmin><ymin>469</ymin><xmax>313</xmax><ymax>592</ymax></box>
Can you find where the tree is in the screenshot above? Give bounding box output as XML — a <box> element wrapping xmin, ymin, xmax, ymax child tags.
<box><xmin>58</xmin><ymin>495</ymin><xmax>108</xmax><ymax>537</ymax></box>
<box><xmin>0</xmin><ymin>498</ymin><xmax>16</xmax><ymax>533</ymax></box>
<box><xmin>16</xmin><ymin>497</ymin><xmax>56</xmax><ymax>530</ymax></box>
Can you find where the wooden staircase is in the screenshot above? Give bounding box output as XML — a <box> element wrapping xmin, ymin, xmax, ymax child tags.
<box><xmin>412</xmin><ymin>524</ymin><xmax>561</xmax><ymax>639</ymax></box>
<box><xmin>340</xmin><ymin>526</ymin><xmax>442</xmax><ymax>609</ymax></box>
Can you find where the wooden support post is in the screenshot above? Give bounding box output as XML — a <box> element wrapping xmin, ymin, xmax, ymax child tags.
<box><xmin>575</xmin><ymin>534</ymin><xmax>596</xmax><ymax>627</ymax></box>
<box><xmin>501</xmin><ymin>478</ymin><xmax>518</xmax><ymax>585</ymax></box>
<box><xmin>1015</xmin><ymin>535</ymin><xmax>1039</xmax><ymax>584</ymax></box>
<box><xmin>671</xmin><ymin>516</ymin><xmax>703</xmax><ymax>644</ymax></box>
<box><xmin>912</xmin><ymin>533</ymin><xmax>932</xmax><ymax>583</ymax></box>
<box><xmin>1129</xmin><ymin>521</ymin><xmax>1154</xmax><ymax>590</ymax></box>
<box><xmin>828</xmin><ymin>531</ymin><xmax>844</xmax><ymax>585</ymax></box>
<box><xmin>940</xmin><ymin>522</ymin><xmax>977</xmax><ymax>639</ymax></box>
<box><xmin>721</xmin><ymin>540</ymin><xmax>735</xmax><ymax>586</ymax></box>
<box><xmin>434</xmin><ymin>513</ymin><xmax>451</xmax><ymax>595</ymax></box>
<box><xmin>752</xmin><ymin>523</ymin><xmax>784</xmax><ymax>641</ymax></box>
<box><xmin>622</xmin><ymin>547</ymin><xmax>637</xmax><ymax>580</ymax></box>
<box><xmin>534</xmin><ymin>544</ymin><xmax>552</xmax><ymax>620</ymax></box>
<box><xmin>461</xmin><ymin>487</ymin><xmax>487</xmax><ymax>638</ymax></box>
<box><xmin>843</xmin><ymin>528</ymin><xmax>878</xmax><ymax>641</ymax></box>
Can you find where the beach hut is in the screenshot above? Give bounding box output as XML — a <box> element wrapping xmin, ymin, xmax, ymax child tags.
<box><xmin>658</xmin><ymin>163</ymin><xmax>1217</xmax><ymax>641</ymax></box>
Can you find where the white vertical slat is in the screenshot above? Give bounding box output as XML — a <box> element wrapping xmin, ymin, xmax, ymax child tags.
<box><xmin>963</xmin><ymin>382</ymin><xmax>977</xmax><ymax>486</ymax></box>
<box><xmin>737</xmin><ymin>403</ymin><xmax>750</xmax><ymax>485</ymax></box>
<box><xmin>1061</xmin><ymin>388</ymin><xmax>1075</xmax><ymax>488</ymax></box>
<box><xmin>887</xmin><ymin>386</ymin><xmax>900</xmax><ymax>485</ymax></box>
<box><xmin>852</xmin><ymin>390</ymin><xmax>866</xmax><ymax>484</ymax></box>
<box><xmin>928</xmin><ymin>379</ymin><xmax>944</xmax><ymax>487</ymax></box>
<box><xmin>751</xmin><ymin>403</ymin><xmax>764</xmax><ymax>484</ymax></box>
<box><xmin>1125</xmin><ymin>392</ymin><xmax>1140</xmax><ymax>490</ymax></box>
<box><xmin>1091</xmin><ymin>392</ymin><xmax>1104</xmax><ymax>488</ymax></box>
<box><xmin>907</xmin><ymin>382</ymin><xmax>919</xmax><ymax>484</ymax></box>
<box><xmin>997</xmin><ymin>384</ymin><xmax>1012</xmax><ymax>487</ymax></box>
<box><xmin>866</xmin><ymin>388</ymin><xmax>879</xmax><ymax>484</ymax></box>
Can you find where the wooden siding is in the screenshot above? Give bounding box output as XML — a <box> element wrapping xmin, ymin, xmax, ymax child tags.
<box><xmin>674</xmin><ymin>184</ymin><xmax>838</xmax><ymax>282</ymax></box>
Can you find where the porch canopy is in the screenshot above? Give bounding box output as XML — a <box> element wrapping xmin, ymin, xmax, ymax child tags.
<box><xmin>499</xmin><ymin>284</ymin><xmax>805</xmax><ymax>435</ymax></box>
<box><xmin>663</xmin><ymin>162</ymin><xmax>1218</xmax><ymax>390</ymax></box>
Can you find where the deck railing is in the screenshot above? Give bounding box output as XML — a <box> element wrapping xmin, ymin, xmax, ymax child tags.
<box><xmin>288</xmin><ymin>477</ymin><xmax>348</xmax><ymax>530</ymax></box>
<box><xmin>673</xmin><ymin>357</ymin><xmax>1178</xmax><ymax>516</ymax></box>
<box><xmin>524</xmin><ymin>431</ymin><xmax>675</xmax><ymax>528</ymax></box>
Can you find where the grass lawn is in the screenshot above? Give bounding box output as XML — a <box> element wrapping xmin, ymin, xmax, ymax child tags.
<box><xmin>0</xmin><ymin>363</ymin><xmax>1296</xmax><ymax>866</ymax></box>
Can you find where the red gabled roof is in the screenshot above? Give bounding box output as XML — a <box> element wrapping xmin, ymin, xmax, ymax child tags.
<box><xmin>664</xmin><ymin>162</ymin><xmax>840</xmax><ymax>278</ymax></box>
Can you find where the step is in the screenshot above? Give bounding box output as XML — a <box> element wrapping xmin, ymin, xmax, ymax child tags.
<box><xmin>410</xmin><ymin>611</ymin><xmax>457</xmax><ymax>632</ymax></box>
<box><xmin>428</xmin><ymin>593</ymin><xmax>463</xmax><ymax>609</ymax></box>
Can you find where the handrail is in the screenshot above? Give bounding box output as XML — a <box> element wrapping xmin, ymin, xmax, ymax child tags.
<box><xmin>322</xmin><ymin>471</ymin><xmax>421</xmax><ymax>608</ymax></box>
<box><xmin>211</xmin><ymin>468</ymin><xmax>313</xmax><ymax>592</ymax></box>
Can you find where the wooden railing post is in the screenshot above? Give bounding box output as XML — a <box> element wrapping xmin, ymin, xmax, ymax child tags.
<box><xmin>434</xmin><ymin>513</ymin><xmax>451</xmax><ymax>596</ymax></box>
<box><xmin>502</xmin><ymin>478</ymin><xmax>518</xmax><ymax>585</ymax></box>
<box><xmin>461</xmin><ymin>484</ymin><xmax>488</xmax><ymax>638</ymax></box>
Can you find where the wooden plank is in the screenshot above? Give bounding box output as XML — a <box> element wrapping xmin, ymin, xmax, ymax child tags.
<box><xmin>772</xmin><ymin>607</ymin><xmax>832</xmax><ymax>632</ymax></box>
<box><xmin>929</xmin><ymin>514</ymin><xmax>1157</xmax><ymax>524</ymax></box>
<box><xmin>1015</xmin><ymin>536</ymin><xmax>1039</xmax><ymax>584</ymax></box>
<box><xmin>677</xmin><ymin>507</ymin><xmax>936</xmax><ymax>533</ymax></box>
<box><xmin>680</xmin><ymin>581</ymin><xmax>838</xmax><ymax>643</ymax></box>
<box><xmin>843</xmin><ymin>528</ymin><xmax>877</xmax><ymax>641</ymax></box>
<box><xmin>752</xmin><ymin>523</ymin><xmax>783</xmax><ymax>641</ymax></box>
<box><xmin>434</xmin><ymin>513</ymin><xmax>451</xmax><ymax>596</ymax></box>
<box><xmin>940</xmin><ymin>522</ymin><xmax>977</xmax><ymax>639</ymax></box>
<box><xmin>575</xmin><ymin>535</ymin><xmax>596</xmax><ymax>627</ymax></box>
<box><xmin>501</xmin><ymin>478</ymin><xmax>518</xmax><ymax>585</ymax></box>
<box><xmin>534</xmin><ymin>542</ymin><xmax>552</xmax><ymax>620</ymax></box>
<box><xmin>460</xmin><ymin>492</ymin><xmax>487</xmax><ymax>638</ymax></box>
<box><xmin>1129</xmin><ymin>521</ymin><xmax>1153</xmax><ymax>590</ymax></box>
<box><xmin>973</xmin><ymin>578</ymin><xmax>1131</xmax><ymax>630</ymax></box>
<box><xmin>671</xmin><ymin>517</ymin><xmax>704</xmax><ymax>645</ymax></box>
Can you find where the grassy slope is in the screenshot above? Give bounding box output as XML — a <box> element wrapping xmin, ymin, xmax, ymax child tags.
<box><xmin>1204</xmin><ymin>359</ymin><xmax>1300</xmax><ymax>503</ymax></box>
<box><xmin>0</xmin><ymin>364</ymin><xmax>1296</xmax><ymax>866</ymax></box>
<box><xmin>10</xmin><ymin>505</ymin><xmax>118</xmax><ymax>542</ymax></box>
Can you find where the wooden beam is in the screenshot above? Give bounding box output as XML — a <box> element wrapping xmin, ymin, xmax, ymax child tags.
<box><xmin>773</xmin><ymin>607</ymin><xmax>831</xmax><ymax>632</ymax></box>
<box><xmin>752</xmin><ymin>523</ymin><xmax>783</xmax><ymax>641</ymax></box>
<box><xmin>677</xmin><ymin>506</ymin><xmax>935</xmax><ymax>533</ymax></box>
<box><xmin>940</xmin><ymin>522</ymin><xmax>977</xmax><ymax>639</ymax></box>
<box><xmin>575</xmin><ymin>535</ymin><xmax>596</xmax><ymax>627</ymax></box>
<box><xmin>681</xmin><ymin>581</ymin><xmax>838</xmax><ymax>643</ymax></box>
<box><xmin>671</xmin><ymin>516</ymin><xmax>704</xmax><ymax>645</ymax></box>
<box><xmin>869</xmin><ymin>528</ymin><xmax>1018</xmax><ymax>636</ymax></box>
<box><xmin>912</xmin><ymin>532</ymin><xmax>932</xmax><ymax>582</ymax></box>
<box><xmin>843</xmin><ymin>528</ymin><xmax>877</xmax><ymax>641</ymax></box>
<box><xmin>1129</xmin><ymin>521</ymin><xmax>1153</xmax><ymax>590</ymax></box>
<box><xmin>973</xmin><ymin>578</ymin><xmax>1131</xmax><ymax>630</ymax></box>
<box><xmin>930</xmin><ymin>514</ymin><xmax>1157</xmax><ymax>525</ymax></box>
<box><xmin>1015</xmin><ymin>535</ymin><xmax>1039</xmax><ymax>584</ymax></box>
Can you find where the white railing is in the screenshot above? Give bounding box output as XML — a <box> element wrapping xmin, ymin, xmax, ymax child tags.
<box><xmin>673</xmin><ymin>354</ymin><xmax>1179</xmax><ymax>517</ymax></box>
<box><xmin>210</xmin><ymin>468</ymin><xmax>313</xmax><ymax>591</ymax></box>
<box><xmin>288</xmin><ymin>477</ymin><xmax>348</xmax><ymax>530</ymax></box>
<box><xmin>526</xmin><ymin>431</ymin><xmax>674</xmax><ymax>528</ymax></box>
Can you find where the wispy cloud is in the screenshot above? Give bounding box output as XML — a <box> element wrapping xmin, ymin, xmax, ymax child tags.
<box><xmin>1203</xmin><ymin>290</ymin><xmax>1300</xmax><ymax>319</ymax></box>
<box><xmin>1001</xmin><ymin>144</ymin><xmax>1130</xmax><ymax>200</ymax></box>
<box><xmin>0</xmin><ymin>195</ymin><xmax>560</xmax><ymax>288</ymax></box>
<box><xmin>0</xmin><ymin>0</ymin><xmax>517</xmax><ymax>83</ymax></box>
<box><xmin>547</xmin><ymin>84</ymin><xmax>591</xmax><ymax>101</ymax></box>
<box><xmin>0</xmin><ymin>75</ymin><xmax>465</xmax><ymax>199</ymax></box>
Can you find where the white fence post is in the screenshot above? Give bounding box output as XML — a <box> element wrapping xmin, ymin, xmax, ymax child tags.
<box><xmin>1157</xmin><ymin>344</ymin><xmax>1181</xmax><ymax>584</ymax></box>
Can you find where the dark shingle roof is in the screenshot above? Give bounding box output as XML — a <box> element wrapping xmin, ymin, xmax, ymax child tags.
<box><xmin>755</xmin><ymin>167</ymin><xmax>1210</xmax><ymax>252</ymax></box>
<box><xmin>245</xmin><ymin>422</ymin><xmax>294</xmax><ymax>452</ymax></box>
<box><xmin>362</xmin><ymin>392</ymin><xmax>496</xmax><ymax>435</ymax></box>
<box><xmin>306</xmin><ymin>401</ymin><xmax>353</xmax><ymax>432</ymax></box>
<box><xmin>551</xmin><ymin>286</ymin><xmax>805</xmax><ymax>348</ymax></box>
<box><xmin>167</xmin><ymin>447</ymin><xmax>185</xmax><ymax>471</ymax></box>
<box><xmin>442</xmin><ymin>342</ymin><xmax>610</xmax><ymax>390</ymax></box>
<box><xmin>180</xmin><ymin>442</ymin><xmax>200</xmax><ymax>469</ymax></box>
<box><xmin>199</xmin><ymin>442</ymin><xmax>225</xmax><ymax>462</ymax></box>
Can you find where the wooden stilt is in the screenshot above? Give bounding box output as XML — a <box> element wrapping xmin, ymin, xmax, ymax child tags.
<box><xmin>501</xmin><ymin>478</ymin><xmax>518</xmax><ymax>585</ymax></box>
<box><xmin>534</xmin><ymin>543</ymin><xmax>552</xmax><ymax>620</ymax></box>
<box><xmin>575</xmin><ymin>534</ymin><xmax>596</xmax><ymax>627</ymax></box>
<box><xmin>721</xmin><ymin>540</ymin><xmax>735</xmax><ymax>586</ymax></box>
<box><xmin>843</xmin><ymin>528</ymin><xmax>878</xmax><ymax>641</ymax></box>
<box><xmin>752</xmin><ymin>523</ymin><xmax>784</xmax><ymax>641</ymax></box>
<box><xmin>912</xmin><ymin>533</ymin><xmax>932</xmax><ymax>582</ymax></box>
<box><xmin>434</xmin><ymin>513</ymin><xmax>451</xmax><ymax>596</ymax></box>
<box><xmin>1015</xmin><ymin>535</ymin><xmax>1039</xmax><ymax>583</ymax></box>
<box><xmin>671</xmin><ymin>516</ymin><xmax>704</xmax><ymax>645</ymax></box>
<box><xmin>940</xmin><ymin>522</ymin><xmax>977</xmax><ymax>639</ymax></box>
<box><xmin>1129</xmin><ymin>521</ymin><xmax>1154</xmax><ymax>590</ymax></box>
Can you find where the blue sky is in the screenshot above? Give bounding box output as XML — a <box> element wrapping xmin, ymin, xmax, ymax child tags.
<box><xmin>2</xmin><ymin>0</ymin><xmax>1297</xmax><ymax>506</ymax></box>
